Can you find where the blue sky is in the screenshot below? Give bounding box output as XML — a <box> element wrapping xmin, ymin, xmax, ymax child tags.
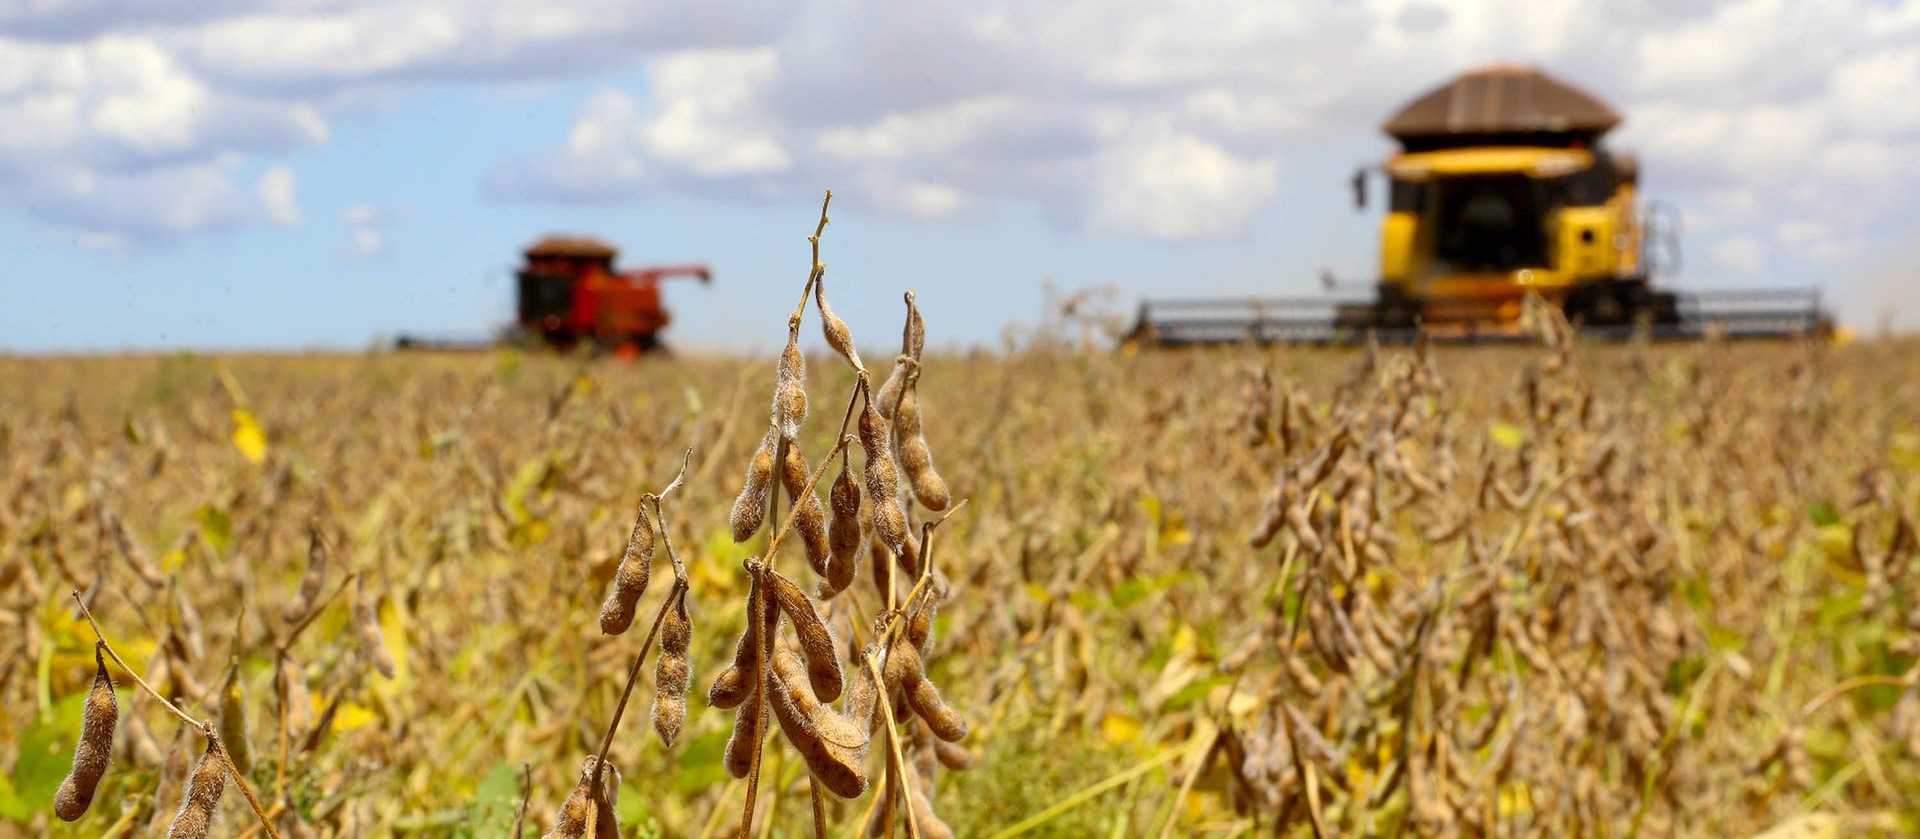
<box><xmin>2</xmin><ymin>0</ymin><xmax>1917</xmax><ymax>354</ymax></box>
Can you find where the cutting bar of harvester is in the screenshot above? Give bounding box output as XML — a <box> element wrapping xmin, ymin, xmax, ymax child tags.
<box><xmin>1128</xmin><ymin>287</ymin><xmax>1833</xmax><ymax>347</ymax></box>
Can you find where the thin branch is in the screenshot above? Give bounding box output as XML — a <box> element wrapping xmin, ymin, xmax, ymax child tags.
<box><xmin>72</xmin><ymin>590</ymin><xmax>202</xmax><ymax>728</ymax></box>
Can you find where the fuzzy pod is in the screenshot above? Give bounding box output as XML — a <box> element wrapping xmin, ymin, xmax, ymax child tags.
<box><xmin>598</xmin><ymin>500</ymin><xmax>655</xmax><ymax>633</ymax></box>
<box><xmin>857</xmin><ymin>404</ymin><xmax>909</xmax><ymax>556</ymax></box>
<box><xmin>729</xmin><ymin>428</ymin><xmax>778</xmax><ymax>543</ymax></box>
<box><xmin>874</xmin><ymin>355</ymin><xmax>914</xmax><ymax>420</ymax></box>
<box><xmin>708</xmin><ymin>573</ymin><xmax>779</xmax><ymax>710</ymax></box>
<box><xmin>772</xmin><ymin>335</ymin><xmax>809</xmax><ymax>439</ymax></box>
<box><xmin>54</xmin><ymin>644</ymin><xmax>117</xmax><ymax>821</ymax></box>
<box><xmin>889</xmin><ymin>368</ymin><xmax>949</xmax><ymax>513</ymax></box>
<box><xmin>723</xmin><ymin>688</ymin><xmax>768</xmax><ymax>779</ymax></box>
<box><xmin>165</xmin><ymin>736</ymin><xmax>227</xmax><ymax>839</ymax></box>
<box><xmin>354</xmin><ymin>580</ymin><xmax>397</xmax><ymax>679</ymax></box>
<box><xmin>652</xmin><ymin>594</ymin><xmax>692</xmax><ymax>746</ymax></box>
<box><xmin>906</xmin><ymin>597</ymin><xmax>939</xmax><ymax>656</ymax></box>
<box><xmin>897</xmin><ymin>434</ymin><xmax>951</xmax><ymax>512</ymax></box>
<box><xmin>597</xmin><ymin>525</ymin><xmax>652</xmax><ymax>635</ymax></box>
<box><xmin>933</xmin><ymin>739</ymin><xmax>973</xmax><ymax>771</ymax></box>
<box><xmin>217</xmin><ymin>665</ymin><xmax>253</xmax><ymax>776</ymax></box>
<box><xmin>846</xmin><ymin>645</ymin><xmax>880</xmax><ymax>734</ymax></box>
<box><xmin>892</xmin><ymin>642</ymin><xmax>968</xmax><ymax>742</ymax></box>
<box><xmin>766</xmin><ymin>642</ymin><xmax>870</xmax><ymax>798</ymax></box>
<box><xmin>544</xmin><ymin>756</ymin><xmax>620</xmax><ymax>839</ymax></box>
<box><xmin>277</xmin><ymin>653</ymin><xmax>313</xmax><ymax>742</ymax></box>
<box><xmin>816</xmin><ymin>277</ymin><xmax>863</xmax><ymax>371</ymax></box>
<box><xmin>768</xmin><ymin>570</ymin><xmax>843</xmax><ymax>702</ymax></box>
<box><xmin>820</xmin><ymin>456</ymin><xmax>864</xmax><ymax>599</ymax></box>
<box><xmin>903</xmin><ymin>292</ymin><xmax>926</xmax><ymax>360</ymax></box>
<box><xmin>284</xmin><ymin>521</ymin><xmax>328</xmax><ymax>622</ymax></box>
<box><xmin>780</xmin><ymin>443</ymin><xmax>833</xmax><ymax>577</ymax></box>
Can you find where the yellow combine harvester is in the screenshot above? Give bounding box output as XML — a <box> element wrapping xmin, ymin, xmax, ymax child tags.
<box><xmin>1132</xmin><ymin>64</ymin><xmax>1833</xmax><ymax>345</ymax></box>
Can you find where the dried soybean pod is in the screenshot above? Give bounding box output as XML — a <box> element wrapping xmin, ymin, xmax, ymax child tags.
<box><xmin>816</xmin><ymin>276</ymin><xmax>863</xmax><ymax>370</ymax></box>
<box><xmin>892</xmin><ymin>367</ymin><xmax>949</xmax><ymax>510</ymax></box>
<box><xmin>874</xmin><ymin>355</ymin><xmax>914</xmax><ymax>420</ymax></box>
<box><xmin>933</xmin><ymin>739</ymin><xmax>973</xmax><ymax>771</ymax></box>
<box><xmin>217</xmin><ymin>662</ymin><xmax>253</xmax><ymax>776</ymax></box>
<box><xmin>846</xmin><ymin>643</ymin><xmax>880</xmax><ymax>733</ymax></box>
<box><xmin>54</xmin><ymin>643</ymin><xmax>117</xmax><ymax>821</ymax></box>
<box><xmin>897</xmin><ymin>435</ymin><xmax>950</xmax><ymax>512</ymax></box>
<box><xmin>857</xmin><ymin>403</ymin><xmax>908</xmax><ymax>556</ymax></box>
<box><xmin>590</xmin><ymin>759</ymin><xmax>621</xmax><ymax>839</ymax></box>
<box><xmin>652</xmin><ymin>593</ymin><xmax>692</xmax><ymax>746</ymax></box>
<box><xmin>708</xmin><ymin>571</ymin><xmax>778</xmax><ymax>710</ymax></box>
<box><xmin>283</xmin><ymin>520</ymin><xmax>328</xmax><ymax>622</ymax></box>
<box><xmin>893</xmin><ymin>642</ymin><xmax>968</xmax><ymax>742</ymax></box>
<box><xmin>597</xmin><ymin>501</ymin><xmax>654</xmax><ymax>635</ymax></box>
<box><xmin>544</xmin><ymin>777</ymin><xmax>589</xmax><ymax>839</ymax></box>
<box><xmin>766</xmin><ymin>643</ymin><xmax>869</xmax><ymax>798</ymax></box>
<box><xmin>906</xmin><ymin>596</ymin><xmax>939</xmax><ymax>655</ymax></box>
<box><xmin>903</xmin><ymin>291</ymin><xmax>926</xmax><ymax>361</ymax></box>
<box><xmin>768</xmin><ymin>570</ymin><xmax>843</xmax><ymax>702</ymax></box>
<box><xmin>820</xmin><ymin>453</ymin><xmax>863</xmax><ymax>598</ymax></box>
<box><xmin>277</xmin><ymin>652</ymin><xmax>313</xmax><ymax>742</ymax></box>
<box><xmin>729</xmin><ymin>427</ymin><xmax>778</xmax><ymax>543</ymax></box>
<box><xmin>724</xmin><ymin>687</ymin><xmax>768</xmax><ymax>779</ymax></box>
<box><xmin>166</xmin><ymin>735</ymin><xmax>227</xmax><ymax>839</ymax></box>
<box><xmin>780</xmin><ymin>442</ymin><xmax>832</xmax><ymax>576</ymax></box>
<box><xmin>354</xmin><ymin>579</ymin><xmax>396</xmax><ymax>679</ymax></box>
<box><xmin>772</xmin><ymin>332</ymin><xmax>808</xmax><ymax>439</ymax></box>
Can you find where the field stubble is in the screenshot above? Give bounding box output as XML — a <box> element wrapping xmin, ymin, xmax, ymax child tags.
<box><xmin>2</xmin><ymin>322</ymin><xmax>1918</xmax><ymax>836</ymax></box>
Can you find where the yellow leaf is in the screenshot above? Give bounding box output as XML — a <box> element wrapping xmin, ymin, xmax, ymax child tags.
<box><xmin>1489</xmin><ymin>422</ymin><xmax>1525</xmax><ymax>450</ymax></box>
<box><xmin>159</xmin><ymin>548</ymin><xmax>187</xmax><ymax>573</ymax></box>
<box><xmin>1101</xmin><ymin>712</ymin><xmax>1142</xmax><ymax>746</ymax></box>
<box><xmin>231</xmin><ymin>409</ymin><xmax>267</xmax><ymax>464</ymax></box>
<box><xmin>333</xmin><ymin>702</ymin><xmax>378</xmax><ymax>732</ymax></box>
<box><xmin>1024</xmin><ymin>583</ymin><xmax>1052</xmax><ymax>604</ymax></box>
<box><xmin>371</xmin><ymin>597</ymin><xmax>412</xmax><ymax>698</ymax></box>
<box><xmin>1498</xmin><ymin>781</ymin><xmax>1533</xmax><ymax>816</ymax></box>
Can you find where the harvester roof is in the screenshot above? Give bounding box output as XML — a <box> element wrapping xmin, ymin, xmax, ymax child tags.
<box><xmin>525</xmin><ymin>236</ymin><xmax>619</xmax><ymax>260</ymax></box>
<box><xmin>1383</xmin><ymin>64</ymin><xmax>1621</xmax><ymax>146</ymax></box>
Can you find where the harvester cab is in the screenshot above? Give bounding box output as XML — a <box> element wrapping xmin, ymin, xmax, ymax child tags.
<box><xmin>515</xmin><ymin>236</ymin><xmax>711</xmax><ymax>353</ymax></box>
<box><xmin>1131</xmin><ymin>64</ymin><xmax>1833</xmax><ymax>346</ymax></box>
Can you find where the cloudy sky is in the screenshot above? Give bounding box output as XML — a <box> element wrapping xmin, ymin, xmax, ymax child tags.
<box><xmin>2</xmin><ymin>0</ymin><xmax>1917</xmax><ymax>353</ymax></box>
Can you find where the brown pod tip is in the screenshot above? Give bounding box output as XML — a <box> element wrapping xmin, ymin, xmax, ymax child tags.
<box><xmin>55</xmin><ymin>643</ymin><xmax>119</xmax><ymax>822</ymax></box>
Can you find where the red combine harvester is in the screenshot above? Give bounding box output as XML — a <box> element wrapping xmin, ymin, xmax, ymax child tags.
<box><xmin>397</xmin><ymin>236</ymin><xmax>711</xmax><ymax>353</ymax></box>
<box><xmin>514</xmin><ymin>236</ymin><xmax>711</xmax><ymax>353</ymax></box>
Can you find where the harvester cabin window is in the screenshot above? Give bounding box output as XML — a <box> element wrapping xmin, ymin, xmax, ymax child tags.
<box><xmin>1430</xmin><ymin>175</ymin><xmax>1549</xmax><ymax>273</ymax></box>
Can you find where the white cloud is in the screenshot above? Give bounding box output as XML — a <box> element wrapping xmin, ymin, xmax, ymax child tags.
<box><xmin>1709</xmin><ymin>235</ymin><xmax>1767</xmax><ymax>274</ymax></box>
<box><xmin>1083</xmin><ymin>126</ymin><xmax>1280</xmax><ymax>240</ymax></box>
<box><xmin>0</xmin><ymin>0</ymin><xmax>777</xmax><ymax>245</ymax></box>
<box><xmin>257</xmin><ymin>165</ymin><xmax>300</xmax><ymax>226</ymax></box>
<box><xmin>484</xmin><ymin>0</ymin><xmax>1920</xmax><ymax>253</ymax></box>
<box><xmin>3</xmin><ymin>0</ymin><xmax>1919</xmax><ymax>261</ymax></box>
<box><xmin>341</xmin><ymin>202</ymin><xmax>390</xmax><ymax>258</ymax></box>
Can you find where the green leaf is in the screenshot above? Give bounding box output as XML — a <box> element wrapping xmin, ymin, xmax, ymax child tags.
<box><xmin>1806</xmin><ymin>501</ymin><xmax>1840</xmax><ymax>527</ymax></box>
<box><xmin>1163</xmin><ymin>674</ymin><xmax>1234</xmax><ymax>712</ymax></box>
<box><xmin>466</xmin><ymin>759</ymin><xmax>523</xmax><ymax>831</ymax></box>
<box><xmin>673</xmin><ymin>728</ymin><xmax>731</xmax><ymax>793</ymax></box>
<box><xmin>196</xmin><ymin>505</ymin><xmax>233</xmax><ymax>554</ymax></box>
<box><xmin>7</xmin><ymin>689</ymin><xmax>92</xmax><ymax>818</ymax></box>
